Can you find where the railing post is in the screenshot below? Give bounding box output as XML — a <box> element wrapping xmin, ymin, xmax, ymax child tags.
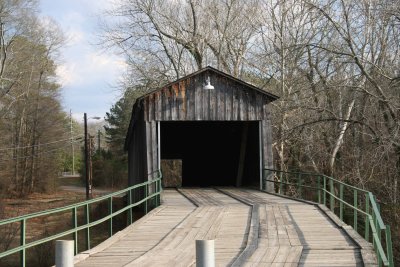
<box><xmin>323</xmin><ymin>176</ymin><xmax>327</xmax><ymax>206</ymax></box>
<box><xmin>354</xmin><ymin>190</ymin><xmax>358</xmax><ymax>232</ymax></box>
<box><xmin>153</xmin><ymin>180</ymin><xmax>157</xmax><ymax>207</ymax></box>
<box><xmin>339</xmin><ymin>184</ymin><xmax>344</xmax><ymax>220</ymax></box>
<box><xmin>144</xmin><ymin>184</ymin><xmax>148</xmax><ymax>214</ymax></box>
<box><xmin>160</xmin><ymin>178</ymin><xmax>162</xmax><ymax>202</ymax></box>
<box><xmin>157</xmin><ymin>179</ymin><xmax>161</xmax><ymax>206</ymax></box>
<box><xmin>317</xmin><ymin>176</ymin><xmax>321</xmax><ymax>204</ymax></box>
<box><xmin>279</xmin><ymin>171</ymin><xmax>283</xmax><ymax>194</ymax></box>
<box><xmin>128</xmin><ymin>189</ymin><xmax>133</xmax><ymax>225</ymax></box>
<box><xmin>365</xmin><ymin>194</ymin><xmax>370</xmax><ymax>241</ymax></box>
<box><xmin>330</xmin><ymin>179</ymin><xmax>335</xmax><ymax>212</ymax></box>
<box><xmin>160</xmin><ymin>179</ymin><xmax>162</xmax><ymax>203</ymax></box>
<box><xmin>155</xmin><ymin>180</ymin><xmax>159</xmax><ymax>207</ymax></box>
<box><xmin>376</xmin><ymin>202</ymin><xmax>382</xmax><ymax>257</ymax></box>
<box><xmin>385</xmin><ymin>225</ymin><xmax>394</xmax><ymax>267</ymax></box>
<box><xmin>85</xmin><ymin>204</ymin><xmax>90</xmax><ymax>250</ymax></box>
<box><xmin>72</xmin><ymin>207</ymin><xmax>78</xmax><ymax>254</ymax></box>
<box><xmin>108</xmin><ymin>197</ymin><xmax>113</xmax><ymax>237</ymax></box>
<box><xmin>297</xmin><ymin>173</ymin><xmax>302</xmax><ymax>199</ymax></box>
<box><xmin>20</xmin><ymin>219</ymin><xmax>26</xmax><ymax>267</ymax></box>
<box><xmin>372</xmin><ymin>212</ymin><xmax>377</xmax><ymax>250</ymax></box>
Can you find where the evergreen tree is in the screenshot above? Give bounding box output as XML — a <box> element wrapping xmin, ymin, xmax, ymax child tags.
<box><xmin>104</xmin><ymin>87</ymin><xmax>146</xmax><ymax>153</ymax></box>
<box><xmin>90</xmin><ymin>87</ymin><xmax>147</xmax><ymax>188</ymax></box>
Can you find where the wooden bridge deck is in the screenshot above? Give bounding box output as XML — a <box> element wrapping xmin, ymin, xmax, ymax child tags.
<box><xmin>75</xmin><ymin>188</ymin><xmax>376</xmax><ymax>267</ymax></box>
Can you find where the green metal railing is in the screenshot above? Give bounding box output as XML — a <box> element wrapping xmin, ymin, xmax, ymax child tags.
<box><xmin>0</xmin><ymin>171</ymin><xmax>162</xmax><ymax>267</ymax></box>
<box><xmin>263</xmin><ymin>168</ymin><xmax>394</xmax><ymax>267</ymax></box>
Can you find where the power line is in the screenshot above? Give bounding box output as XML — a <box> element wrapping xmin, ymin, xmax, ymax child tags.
<box><xmin>0</xmin><ymin>135</ymin><xmax>84</xmax><ymax>151</ymax></box>
<box><xmin>0</xmin><ymin>142</ymin><xmax>79</xmax><ymax>163</ymax></box>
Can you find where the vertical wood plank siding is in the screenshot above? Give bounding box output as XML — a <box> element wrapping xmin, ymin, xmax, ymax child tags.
<box><xmin>146</xmin><ymin>72</ymin><xmax>268</xmax><ymax>121</ymax></box>
<box><xmin>262</xmin><ymin>105</ymin><xmax>275</xmax><ymax>192</ymax></box>
<box><xmin>128</xmin><ymin>108</ymin><xmax>147</xmax><ymax>188</ymax></box>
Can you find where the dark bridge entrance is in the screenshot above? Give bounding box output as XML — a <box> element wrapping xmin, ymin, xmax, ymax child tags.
<box><xmin>161</xmin><ymin>121</ymin><xmax>260</xmax><ymax>187</ymax></box>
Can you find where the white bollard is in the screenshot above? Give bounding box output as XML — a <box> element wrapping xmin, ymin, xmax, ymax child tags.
<box><xmin>196</xmin><ymin>239</ymin><xmax>215</xmax><ymax>267</ymax></box>
<box><xmin>55</xmin><ymin>240</ymin><xmax>74</xmax><ymax>267</ymax></box>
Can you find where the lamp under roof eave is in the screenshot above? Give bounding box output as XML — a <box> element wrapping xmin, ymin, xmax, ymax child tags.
<box><xmin>204</xmin><ymin>76</ymin><xmax>214</xmax><ymax>90</ymax></box>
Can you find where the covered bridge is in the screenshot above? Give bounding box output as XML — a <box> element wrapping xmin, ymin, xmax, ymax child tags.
<box><xmin>125</xmin><ymin>66</ymin><xmax>278</xmax><ymax>191</ymax></box>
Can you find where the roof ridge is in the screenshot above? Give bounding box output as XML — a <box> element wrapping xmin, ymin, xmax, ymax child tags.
<box><xmin>137</xmin><ymin>66</ymin><xmax>279</xmax><ymax>101</ymax></box>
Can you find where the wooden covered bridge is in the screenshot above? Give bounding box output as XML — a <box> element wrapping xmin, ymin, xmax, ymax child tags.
<box><xmin>125</xmin><ymin>66</ymin><xmax>277</xmax><ymax>191</ymax></box>
<box><xmin>0</xmin><ymin>67</ymin><xmax>393</xmax><ymax>267</ymax></box>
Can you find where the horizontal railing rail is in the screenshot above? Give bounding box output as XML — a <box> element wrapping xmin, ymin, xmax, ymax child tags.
<box><xmin>263</xmin><ymin>168</ymin><xmax>394</xmax><ymax>267</ymax></box>
<box><xmin>0</xmin><ymin>170</ymin><xmax>163</xmax><ymax>267</ymax></box>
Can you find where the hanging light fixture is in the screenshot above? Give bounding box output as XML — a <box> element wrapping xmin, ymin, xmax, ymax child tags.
<box><xmin>203</xmin><ymin>76</ymin><xmax>214</xmax><ymax>90</ymax></box>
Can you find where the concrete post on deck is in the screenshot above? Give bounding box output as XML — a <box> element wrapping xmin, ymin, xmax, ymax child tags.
<box><xmin>196</xmin><ymin>240</ymin><xmax>215</xmax><ymax>267</ymax></box>
<box><xmin>55</xmin><ymin>240</ymin><xmax>74</xmax><ymax>267</ymax></box>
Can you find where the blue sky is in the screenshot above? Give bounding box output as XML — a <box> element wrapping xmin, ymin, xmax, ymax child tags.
<box><xmin>40</xmin><ymin>0</ymin><xmax>126</xmax><ymax>122</ymax></box>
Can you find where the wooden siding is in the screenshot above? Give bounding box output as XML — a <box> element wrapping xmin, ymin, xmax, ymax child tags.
<box><xmin>128</xmin><ymin>108</ymin><xmax>147</xmax><ymax>186</ymax></box>
<box><xmin>145</xmin><ymin>121</ymin><xmax>159</xmax><ymax>182</ymax></box>
<box><xmin>142</xmin><ymin>71</ymin><xmax>271</xmax><ymax>122</ymax></box>
<box><xmin>262</xmin><ymin>107</ymin><xmax>275</xmax><ymax>192</ymax></box>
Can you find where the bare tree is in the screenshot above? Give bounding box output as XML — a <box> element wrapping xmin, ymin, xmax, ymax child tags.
<box><xmin>0</xmin><ymin>1</ymin><xmax>67</xmax><ymax>197</ymax></box>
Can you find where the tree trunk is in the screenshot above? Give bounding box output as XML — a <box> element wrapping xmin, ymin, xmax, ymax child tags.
<box><xmin>329</xmin><ymin>99</ymin><xmax>355</xmax><ymax>175</ymax></box>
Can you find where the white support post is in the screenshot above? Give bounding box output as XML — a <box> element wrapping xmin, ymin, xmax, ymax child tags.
<box><xmin>55</xmin><ymin>240</ymin><xmax>74</xmax><ymax>267</ymax></box>
<box><xmin>196</xmin><ymin>240</ymin><xmax>215</xmax><ymax>267</ymax></box>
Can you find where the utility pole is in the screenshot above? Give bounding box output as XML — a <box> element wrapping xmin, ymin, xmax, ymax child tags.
<box><xmin>97</xmin><ymin>129</ymin><xmax>101</xmax><ymax>152</ymax></box>
<box><xmin>70</xmin><ymin>110</ymin><xmax>75</xmax><ymax>175</ymax></box>
<box><xmin>84</xmin><ymin>113</ymin><xmax>90</xmax><ymax>200</ymax></box>
<box><xmin>84</xmin><ymin>113</ymin><xmax>100</xmax><ymax>200</ymax></box>
<box><xmin>88</xmin><ymin>135</ymin><xmax>94</xmax><ymax>199</ymax></box>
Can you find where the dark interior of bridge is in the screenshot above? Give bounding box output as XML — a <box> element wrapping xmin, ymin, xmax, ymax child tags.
<box><xmin>161</xmin><ymin>121</ymin><xmax>260</xmax><ymax>187</ymax></box>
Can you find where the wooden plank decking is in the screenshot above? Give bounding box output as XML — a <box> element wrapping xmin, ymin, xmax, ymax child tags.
<box><xmin>75</xmin><ymin>188</ymin><xmax>376</xmax><ymax>267</ymax></box>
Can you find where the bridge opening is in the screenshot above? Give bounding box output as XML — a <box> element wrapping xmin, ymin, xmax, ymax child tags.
<box><xmin>160</xmin><ymin>121</ymin><xmax>260</xmax><ymax>187</ymax></box>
